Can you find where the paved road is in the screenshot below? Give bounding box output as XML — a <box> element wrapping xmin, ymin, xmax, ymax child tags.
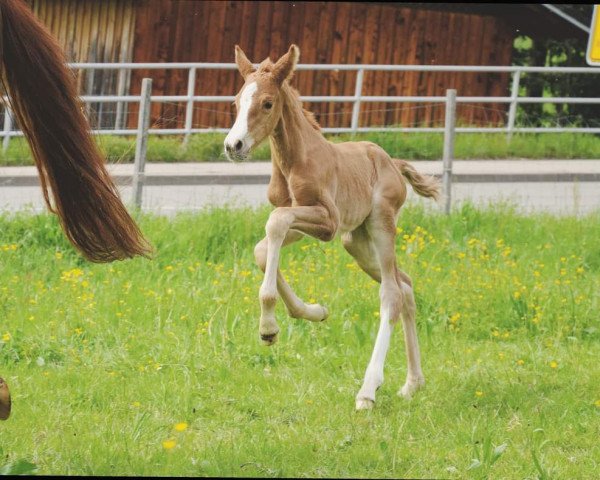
<box><xmin>1</xmin><ymin>160</ymin><xmax>599</xmax><ymax>216</ymax></box>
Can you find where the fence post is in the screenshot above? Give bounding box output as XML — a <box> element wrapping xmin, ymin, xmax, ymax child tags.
<box><xmin>132</xmin><ymin>78</ymin><xmax>152</xmax><ymax>209</ymax></box>
<box><xmin>2</xmin><ymin>107</ymin><xmax>12</xmax><ymax>154</ymax></box>
<box><xmin>506</xmin><ymin>70</ymin><xmax>521</xmax><ymax>141</ymax></box>
<box><xmin>442</xmin><ymin>89</ymin><xmax>457</xmax><ymax>215</ymax></box>
<box><xmin>114</xmin><ymin>67</ymin><xmax>127</xmax><ymax>130</ymax></box>
<box><xmin>350</xmin><ymin>68</ymin><xmax>364</xmax><ymax>133</ymax></box>
<box><xmin>183</xmin><ymin>67</ymin><xmax>197</xmax><ymax>146</ymax></box>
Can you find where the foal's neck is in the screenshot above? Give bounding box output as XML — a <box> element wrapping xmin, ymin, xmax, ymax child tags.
<box><xmin>269</xmin><ymin>83</ymin><xmax>325</xmax><ymax>174</ymax></box>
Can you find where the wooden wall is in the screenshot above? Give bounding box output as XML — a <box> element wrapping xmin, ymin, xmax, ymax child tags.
<box><xmin>129</xmin><ymin>1</ymin><xmax>515</xmax><ymax>131</ymax></box>
<box><xmin>26</xmin><ymin>1</ymin><xmax>515</xmax><ymax>131</ymax></box>
<box><xmin>27</xmin><ymin>0</ymin><xmax>136</xmax><ymax>127</ymax></box>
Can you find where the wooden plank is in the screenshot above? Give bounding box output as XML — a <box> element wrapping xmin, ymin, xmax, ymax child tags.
<box><xmin>359</xmin><ymin>4</ymin><xmax>381</xmax><ymax>128</ymax></box>
<box><xmin>65</xmin><ymin>0</ymin><xmax>78</xmax><ymax>60</ymax></box>
<box><xmin>414</xmin><ymin>9</ymin><xmax>430</xmax><ymax>127</ymax></box>
<box><xmin>460</xmin><ymin>14</ymin><xmax>476</xmax><ymax>124</ymax></box>
<box><xmin>129</xmin><ymin>1</ymin><xmax>150</xmax><ymax>126</ymax></box>
<box><xmin>75</xmin><ymin>0</ymin><xmax>92</xmax><ymax>92</ymax></box>
<box><xmin>152</xmin><ymin>1</ymin><xmax>176</xmax><ymax>126</ymax></box>
<box><xmin>57</xmin><ymin>0</ymin><xmax>69</xmax><ymax>50</ymax></box>
<box><xmin>46</xmin><ymin>0</ymin><xmax>56</xmax><ymax>38</ymax></box>
<box><xmin>452</xmin><ymin>12</ymin><xmax>469</xmax><ymax>124</ymax></box>
<box><xmin>95</xmin><ymin>0</ymin><xmax>110</xmax><ymax>123</ymax></box>
<box><xmin>238</xmin><ymin>0</ymin><xmax>259</xmax><ymax>58</ymax></box>
<box><xmin>190</xmin><ymin>2</ymin><xmax>214</xmax><ymax>127</ymax></box>
<box><xmin>422</xmin><ymin>9</ymin><xmax>443</xmax><ymax>125</ymax></box>
<box><xmin>165</xmin><ymin>0</ymin><xmax>188</xmax><ymax>129</ymax></box>
<box><xmin>330</xmin><ymin>2</ymin><xmax>351</xmax><ymax>127</ymax></box>
<box><xmin>131</xmin><ymin>1</ymin><xmax>160</xmax><ymax>125</ymax></box>
<box><xmin>160</xmin><ymin>0</ymin><xmax>182</xmax><ymax>129</ymax></box>
<box><xmin>218</xmin><ymin>1</ymin><xmax>244</xmax><ymax>129</ymax></box>
<box><xmin>396</xmin><ymin>7</ymin><xmax>413</xmax><ymax>126</ymax></box>
<box><xmin>393</xmin><ymin>6</ymin><xmax>414</xmax><ymax>127</ymax></box>
<box><xmin>483</xmin><ymin>15</ymin><xmax>509</xmax><ymax>125</ymax></box>
<box><xmin>402</xmin><ymin>7</ymin><xmax>422</xmax><ymax>127</ymax></box>
<box><xmin>344</xmin><ymin>2</ymin><xmax>367</xmax><ymax>128</ymax></box>
<box><xmin>270</xmin><ymin>1</ymin><xmax>291</xmax><ymax>58</ymax></box>
<box><xmin>253</xmin><ymin>1</ymin><xmax>273</xmax><ymax>61</ymax></box>
<box><xmin>378</xmin><ymin>6</ymin><xmax>405</xmax><ymax>126</ymax></box>
<box><xmin>318</xmin><ymin>2</ymin><xmax>339</xmax><ymax>125</ymax></box>
<box><xmin>313</xmin><ymin>1</ymin><xmax>336</xmax><ymax>127</ymax></box>
<box><xmin>297</xmin><ymin>1</ymin><xmax>320</xmax><ymax>114</ymax></box>
<box><xmin>431</xmin><ymin>10</ymin><xmax>455</xmax><ymax>126</ymax></box>
<box><xmin>203</xmin><ymin>1</ymin><xmax>227</xmax><ymax>127</ymax></box>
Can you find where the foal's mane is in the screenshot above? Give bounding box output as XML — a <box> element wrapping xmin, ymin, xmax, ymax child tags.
<box><xmin>257</xmin><ymin>60</ymin><xmax>321</xmax><ymax>132</ymax></box>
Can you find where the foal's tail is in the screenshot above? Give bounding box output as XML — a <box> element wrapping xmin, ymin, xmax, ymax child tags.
<box><xmin>0</xmin><ymin>1</ymin><xmax>151</xmax><ymax>262</ymax></box>
<box><xmin>394</xmin><ymin>159</ymin><xmax>440</xmax><ymax>201</ymax></box>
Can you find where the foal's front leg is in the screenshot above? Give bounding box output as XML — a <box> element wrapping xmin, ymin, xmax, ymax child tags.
<box><xmin>259</xmin><ymin>205</ymin><xmax>337</xmax><ymax>345</ymax></box>
<box><xmin>255</xmin><ymin>233</ymin><xmax>329</xmax><ymax>324</ymax></box>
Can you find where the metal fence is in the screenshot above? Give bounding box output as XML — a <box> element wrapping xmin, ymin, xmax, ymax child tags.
<box><xmin>2</xmin><ymin>62</ymin><xmax>600</xmax><ymax>153</ymax></box>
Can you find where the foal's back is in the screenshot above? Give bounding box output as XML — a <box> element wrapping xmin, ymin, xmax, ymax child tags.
<box><xmin>325</xmin><ymin>140</ymin><xmax>408</xmax><ymax>231</ymax></box>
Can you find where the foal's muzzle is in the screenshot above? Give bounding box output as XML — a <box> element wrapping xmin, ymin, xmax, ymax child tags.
<box><xmin>224</xmin><ymin>138</ymin><xmax>249</xmax><ymax>162</ymax></box>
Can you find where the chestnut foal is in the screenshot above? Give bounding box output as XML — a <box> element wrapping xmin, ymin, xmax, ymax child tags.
<box><xmin>224</xmin><ymin>45</ymin><xmax>440</xmax><ymax>410</ymax></box>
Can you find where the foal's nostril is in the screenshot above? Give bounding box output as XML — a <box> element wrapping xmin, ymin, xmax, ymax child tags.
<box><xmin>234</xmin><ymin>140</ymin><xmax>243</xmax><ymax>152</ymax></box>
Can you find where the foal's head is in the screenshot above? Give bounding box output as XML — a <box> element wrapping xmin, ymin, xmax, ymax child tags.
<box><xmin>224</xmin><ymin>44</ymin><xmax>299</xmax><ymax>162</ymax></box>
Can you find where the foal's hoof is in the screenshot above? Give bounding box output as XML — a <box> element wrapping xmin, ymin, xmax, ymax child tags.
<box><xmin>305</xmin><ymin>304</ymin><xmax>329</xmax><ymax>322</ymax></box>
<box><xmin>355</xmin><ymin>398</ymin><xmax>375</xmax><ymax>411</ymax></box>
<box><xmin>398</xmin><ymin>377</ymin><xmax>425</xmax><ymax>399</ymax></box>
<box><xmin>260</xmin><ymin>330</ymin><xmax>279</xmax><ymax>346</ymax></box>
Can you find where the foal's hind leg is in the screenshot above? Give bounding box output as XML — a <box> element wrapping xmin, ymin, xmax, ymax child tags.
<box><xmin>343</xmin><ymin>221</ymin><xmax>424</xmax><ymax>410</ymax></box>
<box><xmin>395</xmin><ymin>272</ymin><xmax>425</xmax><ymax>399</ymax></box>
<box><xmin>343</xmin><ymin>225</ymin><xmax>397</xmax><ymax>409</ymax></box>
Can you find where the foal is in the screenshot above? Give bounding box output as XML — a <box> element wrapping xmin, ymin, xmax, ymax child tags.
<box><xmin>224</xmin><ymin>45</ymin><xmax>440</xmax><ymax>410</ymax></box>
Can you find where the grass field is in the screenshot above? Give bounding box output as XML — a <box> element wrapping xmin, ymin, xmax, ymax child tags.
<box><xmin>2</xmin><ymin>131</ymin><xmax>600</xmax><ymax>165</ymax></box>
<box><xmin>0</xmin><ymin>204</ymin><xmax>599</xmax><ymax>477</ymax></box>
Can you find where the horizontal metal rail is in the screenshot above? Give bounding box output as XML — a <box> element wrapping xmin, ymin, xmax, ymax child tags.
<box><xmin>2</xmin><ymin>62</ymin><xmax>600</xmax><ymax>152</ymax></box>
<box><xmin>5</xmin><ymin>126</ymin><xmax>600</xmax><ymax>139</ymax></box>
<box><xmin>67</xmin><ymin>62</ymin><xmax>600</xmax><ymax>73</ymax></box>
<box><xmin>21</xmin><ymin>95</ymin><xmax>594</xmax><ymax>104</ymax></box>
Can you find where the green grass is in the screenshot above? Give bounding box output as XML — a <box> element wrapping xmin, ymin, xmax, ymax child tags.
<box><xmin>2</xmin><ymin>131</ymin><xmax>600</xmax><ymax>166</ymax></box>
<box><xmin>0</xmin><ymin>204</ymin><xmax>599</xmax><ymax>477</ymax></box>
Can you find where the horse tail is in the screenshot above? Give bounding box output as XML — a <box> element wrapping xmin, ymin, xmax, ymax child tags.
<box><xmin>393</xmin><ymin>159</ymin><xmax>440</xmax><ymax>200</ymax></box>
<box><xmin>0</xmin><ymin>1</ymin><xmax>151</xmax><ymax>262</ymax></box>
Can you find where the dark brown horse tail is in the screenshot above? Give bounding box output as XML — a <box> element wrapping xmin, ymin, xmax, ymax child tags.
<box><xmin>0</xmin><ymin>1</ymin><xmax>151</xmax><ymax>262</ymax></box>
<box><xmin>394</xmin><ymin>159</ymin><xmax>441</xmax><ymax>201</ymax></box>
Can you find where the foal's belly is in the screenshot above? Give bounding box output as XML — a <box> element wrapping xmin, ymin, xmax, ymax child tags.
<box><xmin>335</xmin><ymin>190</ymin><xmax>373</xmax><ymax>234</ymax></box>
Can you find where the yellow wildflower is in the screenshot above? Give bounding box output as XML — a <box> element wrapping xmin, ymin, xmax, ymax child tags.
<box><xmin>174</xmin><ymin>422</ymin><xmax>188</xmax><ymax>432</ymax></box>
<box><xmin>550</xmin><ymin>361</ymin><xmax>558</xmax><ymax>369</ymax></box>
<box><xmin>475</xmin><ymin>391</ymin><xmax>484</xmax><ymax>397</ymax></box>
<box><xmin>162</xmin><ymin>439</ymin><xmax>177</xmax><ymax>450</ymax></box>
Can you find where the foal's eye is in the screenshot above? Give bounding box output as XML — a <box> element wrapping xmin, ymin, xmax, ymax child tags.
<box><xmin>263</xmin><ymin>100</ymin><xmax>273</xmax><ymax>110</ymax></box>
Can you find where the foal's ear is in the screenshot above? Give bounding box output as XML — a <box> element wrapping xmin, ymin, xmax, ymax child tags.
<box><xmin>272</xmin><ymin>44</ymin><xmax>300</xmax><ymax>86</ymax></box>
<box><xmin>235</xmin><ymin>45</ymin><xmax>255</xmax><ymax>79</ymax></box>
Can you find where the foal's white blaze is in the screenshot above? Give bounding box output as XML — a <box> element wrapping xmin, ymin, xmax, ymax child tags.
<box><xmin>224</xmin><ymin>81</ymin><xmax>258</xmax><ymax>154</ymax></box>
